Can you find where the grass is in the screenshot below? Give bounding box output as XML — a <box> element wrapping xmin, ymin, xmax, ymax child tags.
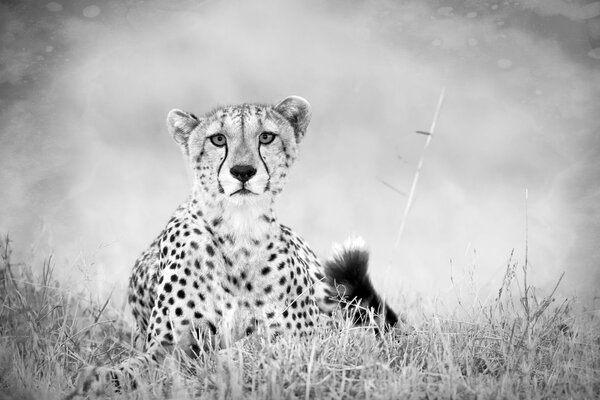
<box><xmin>1</xmin><ymin>234</ymin><xmax>599</xmax><ymax>400</ymax></box>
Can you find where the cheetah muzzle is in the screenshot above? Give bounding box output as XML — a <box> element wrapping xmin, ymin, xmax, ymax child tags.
<box><xmin>71</xmin><ymin>95</ymin><xmax>398</xmax><ymax>397</ymax></box>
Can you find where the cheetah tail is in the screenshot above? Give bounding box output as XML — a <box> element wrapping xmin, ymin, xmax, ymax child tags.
<box><xmin>323</xmin><ymin>237</ymin><xmax>399</xmax><ymax>331</ymax></box>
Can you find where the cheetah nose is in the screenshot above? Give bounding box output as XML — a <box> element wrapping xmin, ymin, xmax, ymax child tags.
<box><xmin>230</xmin><ymin>165</ymin><xmax>257</xmax><ymax>183</ymax></box>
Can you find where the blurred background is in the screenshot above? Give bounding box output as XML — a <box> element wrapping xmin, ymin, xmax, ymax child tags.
<box><xmin>1</xmin><ymin>0</ymin><xmax>599</xmax><ymax>311</ymax></box>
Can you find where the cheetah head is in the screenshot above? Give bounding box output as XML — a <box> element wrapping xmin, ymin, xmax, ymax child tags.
<box><xmin>166</xmin><ymin>96</ymin><xmax>311</xmax><ymax>207</ymax></box>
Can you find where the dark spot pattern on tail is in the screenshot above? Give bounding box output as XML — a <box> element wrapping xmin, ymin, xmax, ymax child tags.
<box><xmin>324</xmin><ymin>244</ymin><xmax>398</xmax><ymax>330</ymax></box>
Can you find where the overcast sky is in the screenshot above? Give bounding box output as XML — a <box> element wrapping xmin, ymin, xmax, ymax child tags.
<box><xmin>1</xmin><ymin>0</ymin><xmax>599</xmax><ymax>309</ymax></box>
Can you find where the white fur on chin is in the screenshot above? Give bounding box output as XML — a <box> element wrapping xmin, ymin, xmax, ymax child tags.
<box><xmin>222</xmin><ymin>195</ymin><xmax>273</xmax><ymax>241</ymax></box>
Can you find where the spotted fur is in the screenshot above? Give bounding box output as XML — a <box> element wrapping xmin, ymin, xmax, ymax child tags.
<box><xmin>73</xmin><ymin>96</ymin><xmax>397</xmax><ymax>396</ymax></box>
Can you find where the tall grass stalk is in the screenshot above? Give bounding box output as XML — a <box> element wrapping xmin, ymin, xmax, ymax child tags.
<box><xmin>396</xmin><ymin>88</ymin><xmax>446</xmax><ymax>246</ymax></box>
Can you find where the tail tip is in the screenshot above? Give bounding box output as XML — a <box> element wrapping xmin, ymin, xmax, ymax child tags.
<box><xmin>331</xmin><ymin>235</ymin><xmax>367</xmax><ymax>259</ymax></box>
<box><xmin>326</xmin><ymin>235</ymin><xmax>370</xmax><ymax>282</ymax></box>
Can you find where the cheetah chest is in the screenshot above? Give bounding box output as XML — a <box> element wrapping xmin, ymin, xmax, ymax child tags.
<box><xmin>195</xmin><ymin>236</ymin><xmax>319</xmax><ymax>339</ymax></box>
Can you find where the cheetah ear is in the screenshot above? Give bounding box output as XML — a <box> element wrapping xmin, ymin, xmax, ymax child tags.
<box><xmin>274</xmin><ymin>96</ymin><xmax>312</xmax><ymax>143</ymax></box>
<box><xmin>166</xmin><ymin>109</ymin><xmax>201</xmax><ymax>155</ymax></box>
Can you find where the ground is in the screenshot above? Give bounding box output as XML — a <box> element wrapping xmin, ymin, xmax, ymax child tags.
<box><xmin>1</xmin><ymin>236</ymin><xmax>599</xmax><ymax>399</ymax></box>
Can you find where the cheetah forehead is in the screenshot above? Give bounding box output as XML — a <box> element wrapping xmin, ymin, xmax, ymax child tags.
<box><xmin>202</xmin><ymin>103</ymin><xmax>288</xmax><ymax>136</ymax></box>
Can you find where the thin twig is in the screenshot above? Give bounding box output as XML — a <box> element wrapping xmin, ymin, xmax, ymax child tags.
<box><xmin>379</xmin><ymin>179</ymin><xmax>407</xmax><ymax>196</ymax></box>
<box><xmin>396</xmin><ymin>88</ymin><xmax>446</xmax><ymax>246</ymax></box>
<box><xmin>94</xmin><ymin>290</ymin><xmax>114</xmax><ymax>324</ymax></box>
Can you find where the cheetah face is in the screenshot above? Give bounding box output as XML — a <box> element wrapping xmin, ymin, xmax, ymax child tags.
<box><xmin>166</xmin><ymin>96</ymin><xmax>311</xmax><ymax>206</ymax></box>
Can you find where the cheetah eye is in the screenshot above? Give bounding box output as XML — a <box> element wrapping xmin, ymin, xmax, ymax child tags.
<box><xmin>258</xmin><ymin>132</ymin><xmax>276</xmax><ymax>145</ymax></box>
<box><xmin>209</xmin><ymin>134</ymin><xmax>227</xmax><ymax>147</ymax></box>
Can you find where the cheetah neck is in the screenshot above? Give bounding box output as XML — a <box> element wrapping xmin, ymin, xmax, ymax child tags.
<box><xmin>188</xmin><ymin>190</ymin><xmax>278</xmax><ymax>244</ymax></box>
<box><xmin>220</xmin><ymin>198</ymin><xmax>277</xmax><ymax>242</ymax></box>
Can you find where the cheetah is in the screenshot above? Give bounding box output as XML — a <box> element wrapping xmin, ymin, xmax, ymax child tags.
<box><xmin>73</xmin><ymin>96</ymin><xmax>397</xmax><ymax>395</ymax></box>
